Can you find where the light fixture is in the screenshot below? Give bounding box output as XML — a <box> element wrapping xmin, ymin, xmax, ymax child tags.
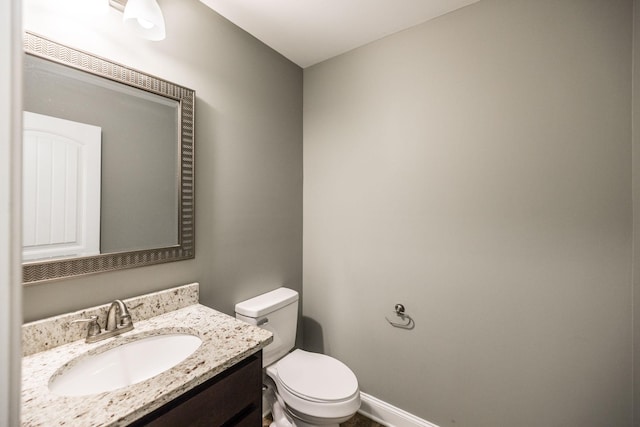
<box><xmin>109</xmin><ymin>0</ymin><xmax>166</xmax><ymax>41</ymax></box>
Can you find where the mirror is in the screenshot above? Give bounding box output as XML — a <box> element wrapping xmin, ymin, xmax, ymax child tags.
<box><xmin>22</xmin><ymin>32</ymin><xmax>195</xmax><ymax>284</ymax></box>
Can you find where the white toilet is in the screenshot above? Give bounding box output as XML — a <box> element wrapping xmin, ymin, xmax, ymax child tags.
<box><xmin>235</xmin><ymin>287</ymin><xmax>361</xmax><ymax>427</ymax></box>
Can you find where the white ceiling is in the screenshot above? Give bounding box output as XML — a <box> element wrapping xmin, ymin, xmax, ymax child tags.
<box><xmin>198</xmin><ymin>0</ymin><xmax>480</xmax><ymax>68</ymax></box>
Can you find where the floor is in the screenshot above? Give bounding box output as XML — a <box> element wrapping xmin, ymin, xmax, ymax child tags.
<box><xmin>263</xmin><ymin>412</ymin><xmax>384</xmax><ymax>426</ymax></box>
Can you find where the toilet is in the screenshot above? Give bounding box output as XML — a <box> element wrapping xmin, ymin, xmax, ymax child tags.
<box><xmin>235</xmin><ymin>288</ymin><xmax>360</xmax><ymax>427</ymax></box>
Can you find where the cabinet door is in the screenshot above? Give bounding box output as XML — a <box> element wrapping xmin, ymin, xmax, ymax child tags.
<box><xmin>131</xmin><ymin>352</ymin><xmax>262</xmax><ymax>427</ymax></box>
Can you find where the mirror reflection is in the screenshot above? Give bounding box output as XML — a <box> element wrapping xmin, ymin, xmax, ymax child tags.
<box><xmin>23</xmin><ymin>54</ymin><xmax>180</xmax><ymax>261</ymax></box>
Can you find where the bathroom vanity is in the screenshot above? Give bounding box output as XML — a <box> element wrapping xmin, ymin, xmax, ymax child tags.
<box><xmin>130</xmin><ymin>352</ymin><xmax>262</xmax><ymax>426</ymax></box>
<box><xmin>21</xmin><ymin>283</ymin><xmax>272</xmax><ymax>426</ymax></box>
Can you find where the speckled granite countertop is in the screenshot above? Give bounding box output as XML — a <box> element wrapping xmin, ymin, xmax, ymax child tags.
<box><xmin>21</xmin><ymin>285</ymin><xmax>272</xmax><ymax>427</ymax></box>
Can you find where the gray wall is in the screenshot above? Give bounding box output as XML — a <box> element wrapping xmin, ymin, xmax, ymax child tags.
<box><xmin>634</xmin><ymin>1</ymin><xmax>640</xmax><ymax>425</ymax></box>
<box><xmin>303</xmin><ymin>1</ymin><xmax>633</xmax><ymax>426</ymax></box>
<box><xmin>22</xmin><ymin>0</ymin><xmax>303</xmax><ymax>322</ymax></box>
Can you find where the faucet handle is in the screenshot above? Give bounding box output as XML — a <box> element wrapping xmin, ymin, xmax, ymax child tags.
<box><xmin>120</xmin><ymin>312</ymin><xmax>132</xmax><ymax>327</ymax></box>
<box><xmin>117</xmin><ymin>300</ymin><xmax>133</xmax><ymax>327</ymax></box>
<box><xmin>72</xmin><ymin>315</ymin><xmax>101</xmax><ymax>339</ymax></box>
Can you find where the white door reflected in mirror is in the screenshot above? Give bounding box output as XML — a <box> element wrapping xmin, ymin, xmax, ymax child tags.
<box><xmin>22</xmin><ymin>112</ymin><xmax>101</xmax><ymax>261</ymax></box>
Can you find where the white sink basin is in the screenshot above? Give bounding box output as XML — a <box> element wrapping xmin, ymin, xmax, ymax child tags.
<box><xmin>49</xmin><ymin>333</ymin><xmax>202</xmax><ymax>396</ymax></box>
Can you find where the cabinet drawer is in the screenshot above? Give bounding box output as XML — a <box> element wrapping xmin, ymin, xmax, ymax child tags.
<box><xmin>131</xmin><ymin>352</ymin><xmax>262</xmax><ymax>427</ymax></box>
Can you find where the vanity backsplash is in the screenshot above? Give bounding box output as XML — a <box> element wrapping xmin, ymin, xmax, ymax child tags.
<box><xmin>22</xmin><ymin>283</ymin><xmax>199</xmax><ymax>356</ymax></box>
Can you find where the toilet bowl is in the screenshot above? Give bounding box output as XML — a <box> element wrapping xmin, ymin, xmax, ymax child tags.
<box><xmin>235</xmin><ymin>288</ymin><xmax>360</xmax><ymax>427</ymax></box>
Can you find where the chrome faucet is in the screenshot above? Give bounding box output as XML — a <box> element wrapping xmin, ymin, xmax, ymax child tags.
<box><xmin>73</xmin><ymin>299</ymin><xmax>135</xmax><ymax>343</ymax></box>
<box><xmin>106</xmin><ymin>299</ymin><xmax>133</xmax><ymax>332</ymax></box>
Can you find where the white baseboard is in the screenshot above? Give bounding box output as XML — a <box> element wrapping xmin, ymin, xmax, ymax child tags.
<box><xmin>358</xmin><ymin>392</ymin><xmax>439</xmax><ymax>427</ymax></box>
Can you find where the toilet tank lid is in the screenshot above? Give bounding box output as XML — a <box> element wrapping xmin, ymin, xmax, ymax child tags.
<box><xmin>235</xmin><ymin>287</ymin><xmax>299</xmax><ymax>317</ymax></box>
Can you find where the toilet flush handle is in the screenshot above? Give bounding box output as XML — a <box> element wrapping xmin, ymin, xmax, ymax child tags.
<box><xmin>257</xmin><ymin>317</ymin><xmax>269</xmax><ymax>326</ymax></box>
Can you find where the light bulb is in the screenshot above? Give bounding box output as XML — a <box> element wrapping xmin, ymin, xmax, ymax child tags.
<box><xmin>137</xmin><ymin>18</ymin><xmax>154</xmax><ymax>29</ymax></box>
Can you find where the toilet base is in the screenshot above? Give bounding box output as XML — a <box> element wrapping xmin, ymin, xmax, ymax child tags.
<box><xmin>264</xmin><ymin>378</ymin><xmax>353</xmax><ymax>427</ymax></box>
<box><xmin>287</xmin><ymin>405</ymin><xmax>352</xmax><ymax>427</ymax></box>
<box><xmin>288</xmin><ymin>419</ymin><xmax>339</xmax><ymax>427</ymax></box>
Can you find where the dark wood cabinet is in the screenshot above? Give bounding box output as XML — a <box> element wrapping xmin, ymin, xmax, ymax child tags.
<box><xmin>130</xmin><ymin>351</ymin><xmax>262</xmax><ymax>427</ymax></box>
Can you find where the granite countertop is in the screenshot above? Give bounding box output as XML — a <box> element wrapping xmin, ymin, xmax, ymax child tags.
<box><xmin>22</xmin><ymin>302</ymin><xmax>273</xmax><ymax>426</ymax></box>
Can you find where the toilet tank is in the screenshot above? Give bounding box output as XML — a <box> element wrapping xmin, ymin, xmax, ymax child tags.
<box><xmin>235</xmin><ymin>287</ymin><xmax>299</xmax><ymax>367</ymax></box>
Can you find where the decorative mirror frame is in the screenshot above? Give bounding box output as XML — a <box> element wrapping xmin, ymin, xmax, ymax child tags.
<box><xmin>22</xmin><ymin>32</ymin><xmax>195</xmax><ymax>285</ymax></box>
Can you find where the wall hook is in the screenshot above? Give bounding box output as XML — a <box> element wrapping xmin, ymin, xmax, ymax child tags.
<box><xmin>385</xmin><ymin>303</ymin><xmax>415</xmax><ymax>329</ymax></box>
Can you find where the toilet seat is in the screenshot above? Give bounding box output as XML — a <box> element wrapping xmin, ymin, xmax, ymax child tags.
<box><xmin>266</xmin><ymin>349</ymin><xmax>361</xmax><ymax>420</ymax></box>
